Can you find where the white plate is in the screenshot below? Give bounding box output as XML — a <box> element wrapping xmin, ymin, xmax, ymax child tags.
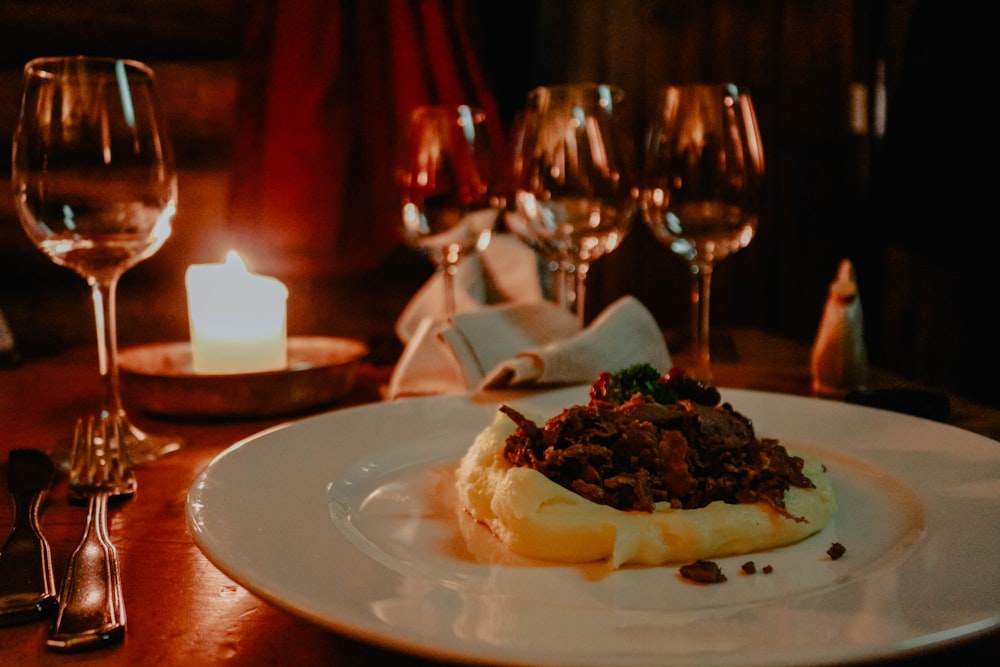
<box><xmin>186</xmin><ymin>387</ymin><xmax>1000</xmax><ymax>666</ymax></box>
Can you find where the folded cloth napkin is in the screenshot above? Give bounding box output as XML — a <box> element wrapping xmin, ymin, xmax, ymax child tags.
<box><xmin>387</xmin><ymin>295</ymin><xmax>671</xmax><ymax>398</ymax></box>
<box><xmin>395</xmin><ymin>233</ymin><xmax>545</xmax><ymax>343</ymax></box>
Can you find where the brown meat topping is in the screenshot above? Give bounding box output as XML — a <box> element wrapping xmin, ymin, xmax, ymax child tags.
<box><xmin>827</xmin><ymin>542</ymin><xmax>847</xmax><ymax>560</ymax></box>
<box><xmin>679</xmin><ymin>560</ymin><xmax>727</xmax><ymax>583</ymax></box>
<box><xmin>501</xmin><ymin>392</ymin><xmax>815</xmax><ymax>516</ymax></box>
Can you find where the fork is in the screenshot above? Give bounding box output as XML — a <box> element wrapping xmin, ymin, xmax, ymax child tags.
<box><xmin>47</xmin><ymin>415</ymin><xmax>137</xmax><ymax>652</ymax></box>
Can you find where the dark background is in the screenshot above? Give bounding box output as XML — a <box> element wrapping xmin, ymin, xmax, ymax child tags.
<box><xmin>1</xmin><ymin>0</ymin><xmax>995</xmax><ymax>407</ymax></box>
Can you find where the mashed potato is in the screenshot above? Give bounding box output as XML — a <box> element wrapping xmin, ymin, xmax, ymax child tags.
<box><xmin>455</xmin><ymin>410</ymin><xmax>836</xmax><ymax>568</ymax></box>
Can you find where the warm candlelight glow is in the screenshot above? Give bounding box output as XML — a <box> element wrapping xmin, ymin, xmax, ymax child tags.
<box><xmin>185</xmin><ymin>250</ymin><xmax>288</xmax><ymax>374</ymax></box>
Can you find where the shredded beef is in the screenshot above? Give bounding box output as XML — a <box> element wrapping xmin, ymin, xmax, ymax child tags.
<box><xmin>500</xmin><ymin>387</ymin><xmax>815</xmax><ymax>516</ymax></box>
<box><xmin>679</xmin><ymin>560</ymin><xmax>727</xmax><ymax>583</ymax></box>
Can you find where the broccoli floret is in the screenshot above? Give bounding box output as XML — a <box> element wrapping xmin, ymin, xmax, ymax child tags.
<box><xmin>589</xmin><ymin>364</ymin><xmax>722</xmax><ymax>407</ymax></box>
<box><xmin>589</xmin><ymin>363</ymin><xmax>677</xmax><ymax>405</ymax></box>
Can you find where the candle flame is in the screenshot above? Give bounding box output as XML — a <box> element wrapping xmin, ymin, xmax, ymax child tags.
<box><xmin>224</xmin><ymin>250</ymin><xmax>248</xmax><ymax>273</ymax></box>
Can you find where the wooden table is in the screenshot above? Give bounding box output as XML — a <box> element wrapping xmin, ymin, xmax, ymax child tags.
<box><xmin>2</xmin><ymin>330</ymin><xmax>998</xmax><ymax>666</ymax></box>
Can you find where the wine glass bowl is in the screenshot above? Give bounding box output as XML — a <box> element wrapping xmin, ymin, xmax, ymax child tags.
<box><xmin>642</xmin><ymin>83</ymin><xmax>764</xmax><ymax>380</ymax></box>
<box><xmin>509</xmin><ymin>83</ymin><xmax>635</xmax><ymax>323</ymax></box>
<box><xmin>12</xmin><ymin>56</ymin><xmax>180</xmax><ymax>462</ymax></box>
<box><xmin>397</xmin><ymin>104</ymin><xmax>500</xmax><ymax>318</ymax></box>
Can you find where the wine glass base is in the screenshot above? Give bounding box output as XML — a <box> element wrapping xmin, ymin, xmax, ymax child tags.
<box><xmin>46</xmin><ymin>417</ymin><xmax>183</xmax><ymax>470</ymax></box>
<box><xmin>666</xmin><ymin>330</ymin><xmax>739</xmax><ymax>363</ymax></box>
<box><xmin>125</xmin><ymin>422</ymin><xmax>184</xmax><ymax>463</ymax></box>
<box><xmin>665</xmin><ymin>329</ymin><xmax>741</xmax><ymax>384</ymax></box>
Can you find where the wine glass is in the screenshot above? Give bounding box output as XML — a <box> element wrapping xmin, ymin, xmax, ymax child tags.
<box><xmin>641</xmin><ymin>83</ymin><xmax>765</xmax><ymax>381</ymax></box>
<box><xmin>12</xmin><ymin>56</ymin><xmax>181</xmax><ymax>462</ymax></box>
<box><xmin>396</xmin><ymin>104</ymin><xmax>501</xmax><ymax>319</ymax></box>
<box><xmin>508</xmin><ymin>83</ymin><xmax>636</xmax><ymax>325</ymax></box>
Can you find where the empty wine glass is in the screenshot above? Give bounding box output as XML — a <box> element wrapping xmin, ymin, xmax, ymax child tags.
<box><xmin>396</xmin><ymin>104</ymin><xmax>501</xmax><ymax>319</ymax></box>
<box><xmin>509</xmin><ymin>83</ymin><xmax>636</xmax><ymax>324</ymax></box>
<box><xmin>12</xmin><ymin>56</ymin><xmax>181</xmax><ymax>462</ymax></box>
<box><xmin>641</xmin><ymin>83</ymin><xmax>765</xmax><ymax>380</ymax></box>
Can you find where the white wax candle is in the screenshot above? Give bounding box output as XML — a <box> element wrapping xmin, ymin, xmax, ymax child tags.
<box><xmin>185</xmin><ymin>251</ymin><xmax>288</xmax><ymax>374</ymax></box>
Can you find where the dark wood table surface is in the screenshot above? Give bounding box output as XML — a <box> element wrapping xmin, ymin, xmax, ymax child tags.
<box><xmin>2</xmin><ymin>327</ymin><xmax>998</xmax><ymax>666</ymax></box>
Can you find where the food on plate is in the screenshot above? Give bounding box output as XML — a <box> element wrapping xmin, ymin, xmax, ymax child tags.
<box><xmin>454</xmin><ymin>365</ymin><xmax>836</xmax><ymax>567</ymax></box>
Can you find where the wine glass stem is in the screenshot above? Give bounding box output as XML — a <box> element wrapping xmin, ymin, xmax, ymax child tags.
<box><xmin>690</xmin><ymin>262</ymin><xmax>714</xmax><ymax>381</ymax></box>
<box><xmin>555</xmin><ymin>262</ymin><xmax>589</xmax><ymax>326</ymax></box>
<box><xmin>89</xmin><ymin>277</ymin><xmax>124</xmax><ymax>420</ymax></box>
<box><xmin>442</xmin><ymin>261</ymin><xmax>459</xmax><ymax>318</ymax></box>
<box><xmin>554</xmin><ymin>265</ymin><xmax>571</xmax><ymax>312</ymax></box>
<box><xmin>573</xmin><ymin>263</ymin><xmax>589</xmax><ymax>327</ymax></box>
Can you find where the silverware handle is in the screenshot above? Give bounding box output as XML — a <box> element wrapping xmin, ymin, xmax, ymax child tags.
<box><xmin>0</xmin><ymin>489</ymin><xmax>58</xmax><ymax>625</ymax></box>
<box><xmin>47</xmin><ymin>492</ymin><xmax>125</xmax><ymax>651</ymax></box>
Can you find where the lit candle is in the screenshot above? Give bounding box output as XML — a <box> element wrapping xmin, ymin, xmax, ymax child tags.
<box><xmin>185</xmin><ymin>251</ymin><xmax>288</xmax><ymax>374</ymax></box>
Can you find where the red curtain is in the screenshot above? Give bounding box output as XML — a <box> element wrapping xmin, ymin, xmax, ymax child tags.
<box><xmin>227</xmin><ymin>0</ymin><xmax>504</xmax><ymax>279</ymax></box>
